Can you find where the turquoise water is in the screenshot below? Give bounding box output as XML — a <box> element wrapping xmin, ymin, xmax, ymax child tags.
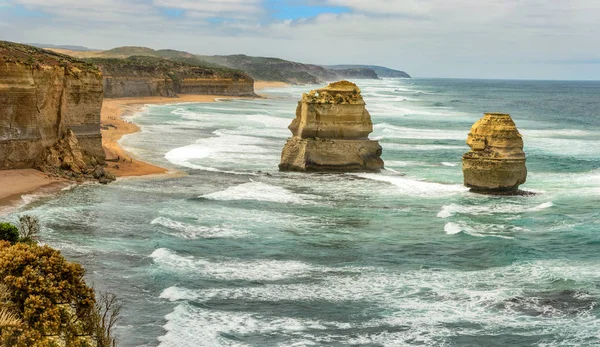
<box><xmin>5</xmin><ymin>78</ymin><xmax>600</xmax><ymax>346</ymax></box>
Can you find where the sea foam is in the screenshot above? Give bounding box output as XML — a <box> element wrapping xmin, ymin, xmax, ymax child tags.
<box><xmin>438</xmin><ymin>201</ymin><xmax>554</xmax><ymax>218</ymax></box>
<box><xmin>158</xmin><ymin>258</ymin><xmax>600</xmax><ymax>346</ymax></box>
<box><xmin>354</xmin><ymin>173</ymin><xmax>467</xmax><ymax>197</ymax></box>
<box><xmin>151</xmin><ymin>248</ymin><xmax>315</xmax><ymax>281</ymax></box>
<box><xmin>151</xmin><ymin>217</ymin><xmax>249</xmax><ymax>239</ymax></box>
<box><xmin>201</xmin><ymin>181</ymin><xmax>316</xmax><ymax>204</ymax></box>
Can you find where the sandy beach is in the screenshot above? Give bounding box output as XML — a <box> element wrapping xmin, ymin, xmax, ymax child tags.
<box><xmin>101</xmin><ymin>85</ymin><xmax>288</xmax><ymax>177</ymax></box>
<box><xmin>0</xmin><ymin>83</ymin><xmax>286</xmax><ymax>213</ymax></box>
<box><xmin>255</xmin><ymin>81</ymin><xmax>290</xmax><ymax>91</ymax></box>
<box><xmin>0</xmin><ymin>169</ymin><xmax>68</xmax><ymax>215</ymax></box>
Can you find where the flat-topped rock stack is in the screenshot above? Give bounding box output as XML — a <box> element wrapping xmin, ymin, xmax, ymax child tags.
<box><xmin>462</xmin><ymin>113</ymin><xmax>527</xmax><ymax>194</ymax></box>
<box><xmin>279</xmin><ymin>81</ymin><xmax>384</xmax><ymax>172</ymax></box>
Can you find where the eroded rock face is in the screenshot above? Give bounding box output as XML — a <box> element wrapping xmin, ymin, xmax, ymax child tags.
<box><xmin>0</xmin><ymin>41</ymin><xmax>112</xmax><ymax>183</ymax></box>
<box><xmin>36</xmin><ymin>129</ymin><xmax>115</xmax><ymax>184</ymax></box>
<box><xmin>462</xmin><ymin>113</ymin><xmax>527</xmax><ymax>193</ymax></box>
<box><xmin>91</xmin><ymin>56</ymin><xmax>256</xmax><ymax>98</ymax></box>
<box><xmin>279</xmin><ymin>81</ymin><xmax>384</xmax><ymax>172</ymax></box>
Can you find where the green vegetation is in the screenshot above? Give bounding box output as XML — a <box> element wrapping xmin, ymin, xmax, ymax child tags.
<box><xmin>0</xmin><ymin>224</ymin><xmax>18</xmax><ymax>244</ymax></box>
<box><xmin>91</xmin><ymin>46</ymin><xmax>249</xmax><ymax>78</ymax></box>
<box><xmin>197</xmin><ymin>54</ymin><xmax>328</xmax><ymax>83</ymax></box>
<box><xmin>0</xmin><ymin>216</ymin><xmax>120</xmax><ymax>347</ymax></box>
<box><xmin>0</xmin><ymin>41</ymin><xmax>99</xmax><ymax>72</ymax></box>
<box><xmin>85</xmin><ymin>55</ymin><xmax>250</xmax><ymax>81</ymax></box>
<box><xmin>0</xmin><ymin>216</ymin><xmax>40</xmax><ymax>245</ymax></box>
<box><xmin>102</xmin><ymin>46</ymin><xmax>157</xmax><ymax>58</ymax></box>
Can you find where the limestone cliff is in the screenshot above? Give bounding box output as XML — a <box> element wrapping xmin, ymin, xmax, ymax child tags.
<box><xmin>88</xmin><ymin>56</ymin><xmax>256</xmax><ymax>98</ymax></box>
<box><xmin>0</xmin><ymin>41</ymin><xmax>113</xmax><ymax>183</ymax></box>
<box><xmin>462</xmin><ymin>113</ymin><xmax>527</xmax><ymax>193</ymax></box>
<box><xmin>279</xmin><ymin>81</ymin><xmax>384</xmax><ymax>172</ymax></box>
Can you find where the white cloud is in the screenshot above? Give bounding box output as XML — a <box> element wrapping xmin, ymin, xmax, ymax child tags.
<box><xmin>1</xmin><ymin>0</ymin><xmax>599</xmax><ymax>79</ymax></box>
<box><xmin>153</xmin><ymin>0</ymin><xmax>263</xmax><ymax>14</ymax></box>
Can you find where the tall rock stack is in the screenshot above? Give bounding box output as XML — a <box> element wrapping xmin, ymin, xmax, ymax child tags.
<box><xmin>462</xmin><ymin>113</ymin><xmax>527</xmax><ymax>193</ymax></box>
<box><xmin>279</xmin><ymin>81</ymin><xmax>384</xmax><ymax>172</ymax></box>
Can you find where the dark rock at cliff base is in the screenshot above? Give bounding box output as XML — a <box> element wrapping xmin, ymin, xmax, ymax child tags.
<box><xmin>279</xmin><ymin>81</ymin><xmax>384</xmax><ymax>172</ymax></box>
<box><xmin>35</xmin><ymin>130</ymin><xmax>115</xmax><ymax>184</ymax></box>
<box><xmin>462</xmin><ymin>113</ymin><xmax>527</xmax><ymax>194</ymax></box>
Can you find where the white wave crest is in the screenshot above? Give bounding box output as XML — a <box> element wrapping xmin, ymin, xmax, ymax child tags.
<box><xmin>354</xmin><ymin>173</ymin><xmax>467</xmax><ymax>197</ymax></box>
<box><xmin>444</xmin><ymin>221</ymin><xmax>526</xmax><ymax>239</ymax></box>
<box><xmin>438</xmin><ymin>201</ymin><xmax>553</xmax><ymax>218</ymax></box>
<box><xmin>151</xmin><ymin>248</ymin><xmax>315</xmax><ymax>281</ymax></box>
<box><xmin>158</xmin><ymin>259</ymin><xmax>600</xmax><ymax>345</ymax></box>
<box><xmin>151</xmin><ymin>217</ymin><xmax>249</xmax><ymax>239</ymax></box>
<box><xmin>202</xmin><ymin>181</ymin><xmax>316</xmax><ymax>204</ymax></box>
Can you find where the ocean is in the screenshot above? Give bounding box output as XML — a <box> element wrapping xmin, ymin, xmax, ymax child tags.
<box><xmin>4</xmin><ymin>78</ymin><xmax>600</xmax><ymax>346</ymax></box>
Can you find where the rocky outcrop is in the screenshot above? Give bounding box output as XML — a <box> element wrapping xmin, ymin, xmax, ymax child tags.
<box><xmin>36</xmin><ymin>129</ymin><xmax>115</xmax><ymax>183</ymax></box>
<box><xmin>89</xmin><ymin>56</ymin><xmax>256</xmax><ymax>98</ymax></box>
<box><xmin>0</xmin><ymin>41</ymin><xmax>111</xmax><ymax>182</ymax></box>
<box><xmin>462</xmin><ymin>113</ymin><xmax>527</xmax><ymax>193</ymax></box>
<box><xmin>279</xmin><ymin>81</ymin><xmax>384</xmax><ymax>172</ymax></box>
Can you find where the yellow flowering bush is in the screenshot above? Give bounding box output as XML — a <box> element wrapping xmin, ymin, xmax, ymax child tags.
<box><xmin>0</xmin><ymin>241</ymin><xmax>97</xmax><ymax>347</ymax></box>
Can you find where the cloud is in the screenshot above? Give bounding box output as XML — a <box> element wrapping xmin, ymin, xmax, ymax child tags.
<box><xmin>154</xmin><ymin>0</ymin><xmax>263</xmax><ymax>15</ymax></box>
<box><xmin>1</xmin><ymin>0</ymin><xmax>599</xmax><ymax>79</ymax></box>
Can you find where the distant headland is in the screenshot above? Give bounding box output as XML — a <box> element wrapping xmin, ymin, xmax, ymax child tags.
<box><xmin>36</xmin><ymin>44</ymin><xmax>412</xmax><ymax>85</ymax></box>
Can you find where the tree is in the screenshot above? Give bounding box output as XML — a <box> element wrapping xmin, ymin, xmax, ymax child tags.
<box><xmin>17</xmin><ymin>215</ymin><xmax>40</xmax><ymax>244</ymax></box>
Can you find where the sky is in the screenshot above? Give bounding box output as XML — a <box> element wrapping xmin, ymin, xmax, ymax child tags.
<box><xmin>0</xmin><ymin>0</ymin><xmax>599</xmax><ymax>80</ymax></box>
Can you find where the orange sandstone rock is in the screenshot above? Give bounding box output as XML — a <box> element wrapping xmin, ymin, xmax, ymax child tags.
<box><xmin>279</xmin><ymin>81</ymin><xmax>384</xmax><ymax>172</ymax></box>
<box><xmin>462</xmin><ymin>113</ymin><xmax>527</xmax><ymax>193</ymax></box>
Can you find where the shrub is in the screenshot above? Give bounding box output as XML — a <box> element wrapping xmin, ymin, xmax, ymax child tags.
<box><xmin>0</xmin><ymin>282</ymin><xmax>21</xmax><ymax>332</ymax></box>
<box><xmin>0</xmin><ymin>241</ymin><xmax>109</xmax><ymax>346</ymax></box>
<box><xmin>0</xmin><ymin>224</ymin><xmax>19</xmax><ymax>244</ymax></box>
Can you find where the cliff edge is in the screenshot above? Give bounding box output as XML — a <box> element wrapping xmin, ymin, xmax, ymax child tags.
<box><xmin>0</xmin><ymin>41</ymin><xmax>113</xmax><ymax>183</ymax></box>
<box><xmin>87</xmin><ymin>56</ymin><xmax>256</xmax><ymax>98</ymax></box>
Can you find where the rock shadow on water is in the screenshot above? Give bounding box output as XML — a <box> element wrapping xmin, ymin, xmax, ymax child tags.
<box><xmin>468</xmin><ymin>188</ymin><xmax>537</xmax><ymax>196</ymax></box>
<box><xmin>497</xmin><ymin>289</ymin><xmax>598</xmax><ymax>317</ymax></box>
<box><xmin>447</xmin><ymin>333</ymin><xmax>556</xmax><ymax>347</ymax></box>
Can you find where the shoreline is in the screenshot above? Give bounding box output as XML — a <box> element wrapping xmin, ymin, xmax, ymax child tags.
<box><xmin>101</xmin><ymin>82</ymin><xmax>289</xmax><ymax>177</ymax></box>
<box><xmin>0</xmin><ymin>170</ymin><xmax>70</xmax><ymax>216</ymax></box>
<box><xmin>0</xmin><ymin>82</ymin><xmax>289</xmax><ymax>215</ymax></box>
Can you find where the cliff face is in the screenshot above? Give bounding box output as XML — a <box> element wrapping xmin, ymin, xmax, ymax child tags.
<box><xmin>462</xmin><ymin>113</ymin><xmax>527</xmax><ymax>193</ymax></box>
<box><xmin>0</xmin><ymin>41</ymin><xmax>106</xmax><ymax>174</ymax></box>
<box><xmin>89</xmin><ymin>56</ymin><xmax>256</xmax><ymax>98</ymax></box>
<box><xmin>280</xmin><ymin>81</ymin><xmax>384</xmax><ymax>172</ymax></box>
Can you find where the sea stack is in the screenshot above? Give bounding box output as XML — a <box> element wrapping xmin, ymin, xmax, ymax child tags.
<box><xmin>462</xmin><ymin>113</ymin><xmax>527</xmax><ymax>194</ymax></box>
<box><xmin>279</xmin><ymin>81</ymin><xmax>384</xmax><ymax>172</ymax></box>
